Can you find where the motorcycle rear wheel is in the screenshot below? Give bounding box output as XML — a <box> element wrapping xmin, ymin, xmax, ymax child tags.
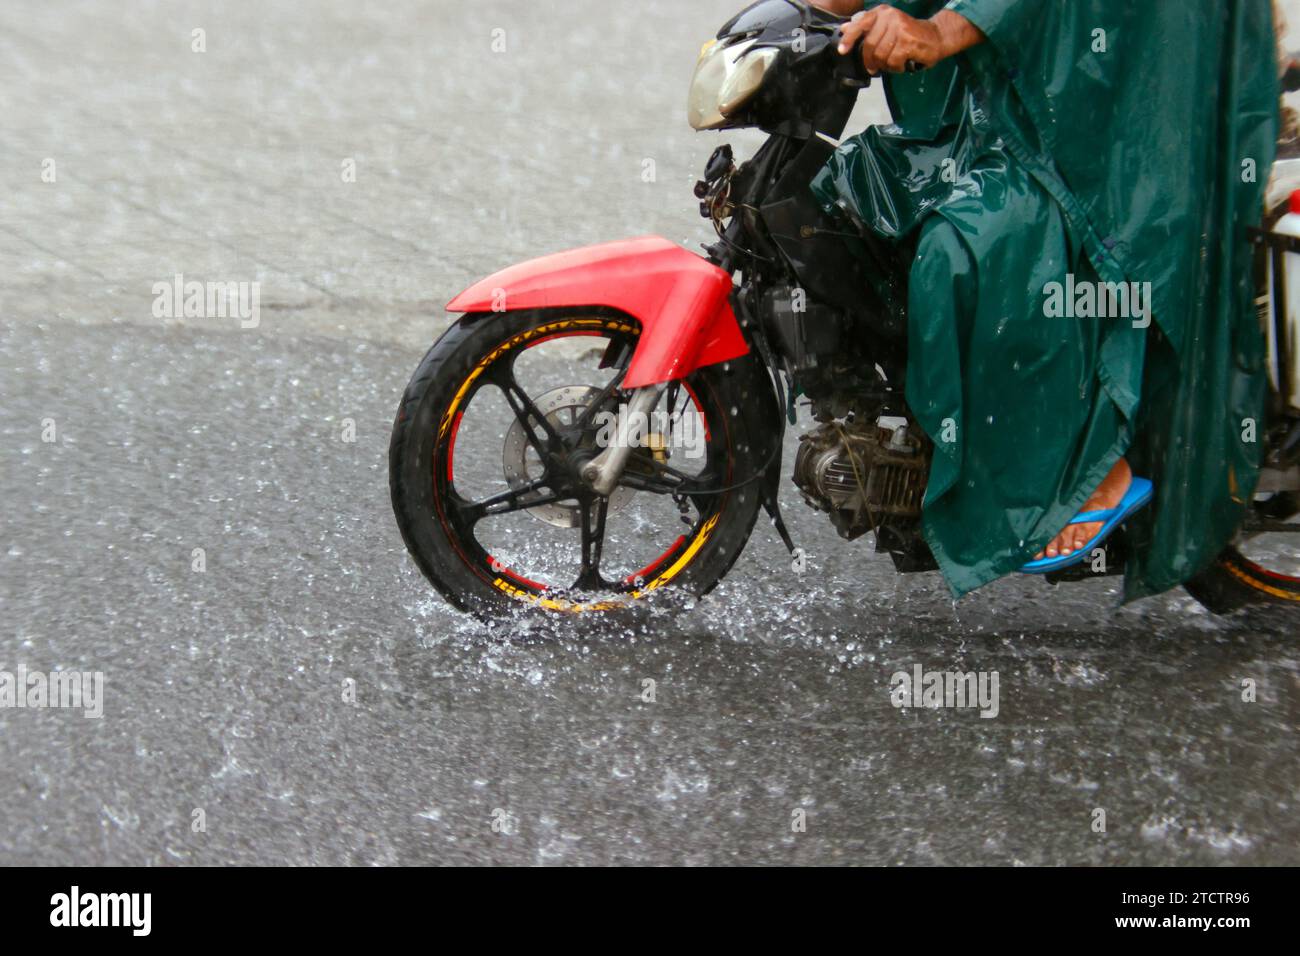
<box><xmin>1184</xmin><ymin>494</ymin><xmax>1300</xmax><ymax>613</ymax></box>
<box><xmin>1183</xmin><ymin>195</ymin><xmax>1300</xmax><ymax>613</ymax></box>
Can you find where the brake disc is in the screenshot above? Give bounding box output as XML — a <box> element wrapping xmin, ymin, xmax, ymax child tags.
<box><xmin>501</xmin><ymin>385</ymin><xmax>635</xmax><ymax>528</ymax></box>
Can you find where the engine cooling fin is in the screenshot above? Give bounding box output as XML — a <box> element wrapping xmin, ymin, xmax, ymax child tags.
<box><xmin>792</xmin><ymin>418</ymin><xmax>929</xmax><ymax>541</ymax></box>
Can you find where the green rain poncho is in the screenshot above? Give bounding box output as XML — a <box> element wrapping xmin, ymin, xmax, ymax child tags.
<box><xmin>812</xmin><ymin>0</ymin><xmax>1279</xmax><ymax>599</ymax></box>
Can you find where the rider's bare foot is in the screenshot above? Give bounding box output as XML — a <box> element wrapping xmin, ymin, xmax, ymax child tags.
<box><xmin>1034</xmin><ymin>458</ymin><xmax>1132</xmax><ymax>561</ymax></box>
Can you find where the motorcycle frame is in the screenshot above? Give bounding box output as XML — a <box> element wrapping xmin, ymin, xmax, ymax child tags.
<box><xmin>443</xmin><ymin>0</ymin><xmax>1300</xmax><ymax>576</ymax></box>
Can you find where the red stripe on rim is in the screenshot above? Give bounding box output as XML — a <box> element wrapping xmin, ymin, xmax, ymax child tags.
<box><xmin>682</xmin><ymin>381</ymin><xmax>710</xmax><ymax>441</ymax></box>
<box><xmin>486</xmin><ymin>555</ymin><xmax>550</xmax><ymax>592</ymax></box>
<box><xmin>1235</xmin><ymin>553</ymin><xmax>1300</xmax><ymax>584</ymax></box>
<box><xmin>625</xmin><ymin>535</ymin><xmax>687</xmax><ymax>584</ymax></box>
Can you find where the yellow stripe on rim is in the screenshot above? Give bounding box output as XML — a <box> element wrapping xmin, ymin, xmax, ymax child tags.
<box><xmin>492</xmin><ymin>512</ymin><xmax>723</xmax><ymax>613</ymax></box>
<box><xmin>437</xmin><ymin>317</ymin><xmax>636</xmax><ymax>440</ymax></box>
<box><xmin>1223</xmin><ymin>560</ymin><xmax>1300</xmax><ymax>602</ymax></box>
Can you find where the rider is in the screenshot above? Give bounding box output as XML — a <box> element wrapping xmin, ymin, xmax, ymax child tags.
<box><xmin>810</xmin><ymin>0</ymin><xmax>1278</xmax><ymax>599</ymax></box>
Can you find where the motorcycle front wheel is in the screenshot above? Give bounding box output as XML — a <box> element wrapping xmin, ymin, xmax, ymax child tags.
<box><xmin>389</xmin><ymin>307</ymin><xmax>768</xmax><ymax>619</ymax></box>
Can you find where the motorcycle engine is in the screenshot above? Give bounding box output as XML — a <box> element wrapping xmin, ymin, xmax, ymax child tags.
<box><xmin>793</xmin><ymin>417</ymin><xmax>929</xmax><ymax>541</ymax></box>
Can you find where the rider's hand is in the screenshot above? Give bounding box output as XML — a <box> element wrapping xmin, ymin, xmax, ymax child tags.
<box><xmin>838</xmin><ymin>6</ymin><xmax>982</xmax><ymax>74</ymax></box>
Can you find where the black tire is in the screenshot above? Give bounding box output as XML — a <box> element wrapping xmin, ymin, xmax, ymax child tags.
<box><xmin>1184</xmin><ymin>545</ymin><xmax>1300</xmax><ymax>614</ymax></box>
<box><xmin>389</xmin><ymin>307</ymin><xmax>768</xmax><ymax>619</ymax></box>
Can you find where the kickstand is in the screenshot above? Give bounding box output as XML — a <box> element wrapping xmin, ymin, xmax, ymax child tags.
<box><xmin>763</xmin><ymin>493</ymin><xmax>797</xmax><ymax>555</ymax></box>
<box><xmin>748</xmin><ymin>316</ymin><xmax>798</xmax><ymax>557</ymax></box>
<box><xmin>761</xmin><ymin>453</ymin><xmax>797</xmax><ymax>555</ymax></box>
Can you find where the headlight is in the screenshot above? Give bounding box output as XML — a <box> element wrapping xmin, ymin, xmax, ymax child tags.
<box><xmin>687</xmin><ymin>38</ymin><xmax>779</xmax><ymax>130</ymax></box>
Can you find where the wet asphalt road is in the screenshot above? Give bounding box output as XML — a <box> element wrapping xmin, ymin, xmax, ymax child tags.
<box><xmin>2</xmin><ymin>1</ymin><xmax>1299</xmax><ymax>866</ymax></box>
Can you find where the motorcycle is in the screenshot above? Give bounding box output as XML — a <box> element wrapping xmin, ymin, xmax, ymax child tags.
<box><xmin>390</xmin><ymin>0</ymin><xmax>1300</xmax><ymax>618</ymax></box>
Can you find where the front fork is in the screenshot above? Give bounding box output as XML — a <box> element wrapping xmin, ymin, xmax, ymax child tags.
<box><xmin>580</xmin><ymin>384</ymin><xmax>666</xmax><ymax>497</ymax></box>
<box><xmin>579</xmin><ymin>330</ymin><xmax>798</xmax><ymax>559</ymax></box>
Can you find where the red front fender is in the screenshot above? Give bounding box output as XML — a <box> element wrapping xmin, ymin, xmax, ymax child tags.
<box><xmin>445</xmin><ymin>236</ymin><xmax>749</xmax><ymax>389</ymax></box>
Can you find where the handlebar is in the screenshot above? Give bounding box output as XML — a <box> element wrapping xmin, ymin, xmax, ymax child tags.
<box><xmin>833</xmin><ymin>28</ymin><xmax>922</xmax><ymax>84</ymax></box>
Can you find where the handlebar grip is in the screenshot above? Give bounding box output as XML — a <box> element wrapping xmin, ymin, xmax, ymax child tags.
<box><xmin>834</xmin><ymin>27</ymin><xmax>926</xmax><ymax>79</ymax></box>
<box><xmin>832</xmin><ymin>29</ymin><xmax>873</xmax><ymax>87</ymax></box>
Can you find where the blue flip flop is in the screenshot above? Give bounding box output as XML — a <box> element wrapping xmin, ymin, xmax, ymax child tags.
<box><xmin>1020</xmin><ymin>477</ymin><xmax>1154</xmax><ymax>574</ymax></box>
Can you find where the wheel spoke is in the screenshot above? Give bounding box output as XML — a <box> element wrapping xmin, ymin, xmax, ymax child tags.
<box><xmin>494</xmin><ymin>360</ymin><xmax>565</xmax><ymax>456</ymax></box>
<box><xmin>450</xmin><ymin>477</ymin><xmax>559</xmax><ymax>526</ymax></box>
<box><xmin>617</xmin><ymin>471</ymin><xmax>686</xmax><ymax>495</ymax></box>
<box><xmin>622</xmin><ymin>453</ymin><xmax>719</xmax><ymax>495</ymax></box>
<box><xmin>574</xmin><ymin>496</ymin><xmax>609</xmax><ymax>590</ymax></box>
<box><xmin>572</xmin><ymin>369</ymin><xmax>626</xmax><ymax>432</ymax></box>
